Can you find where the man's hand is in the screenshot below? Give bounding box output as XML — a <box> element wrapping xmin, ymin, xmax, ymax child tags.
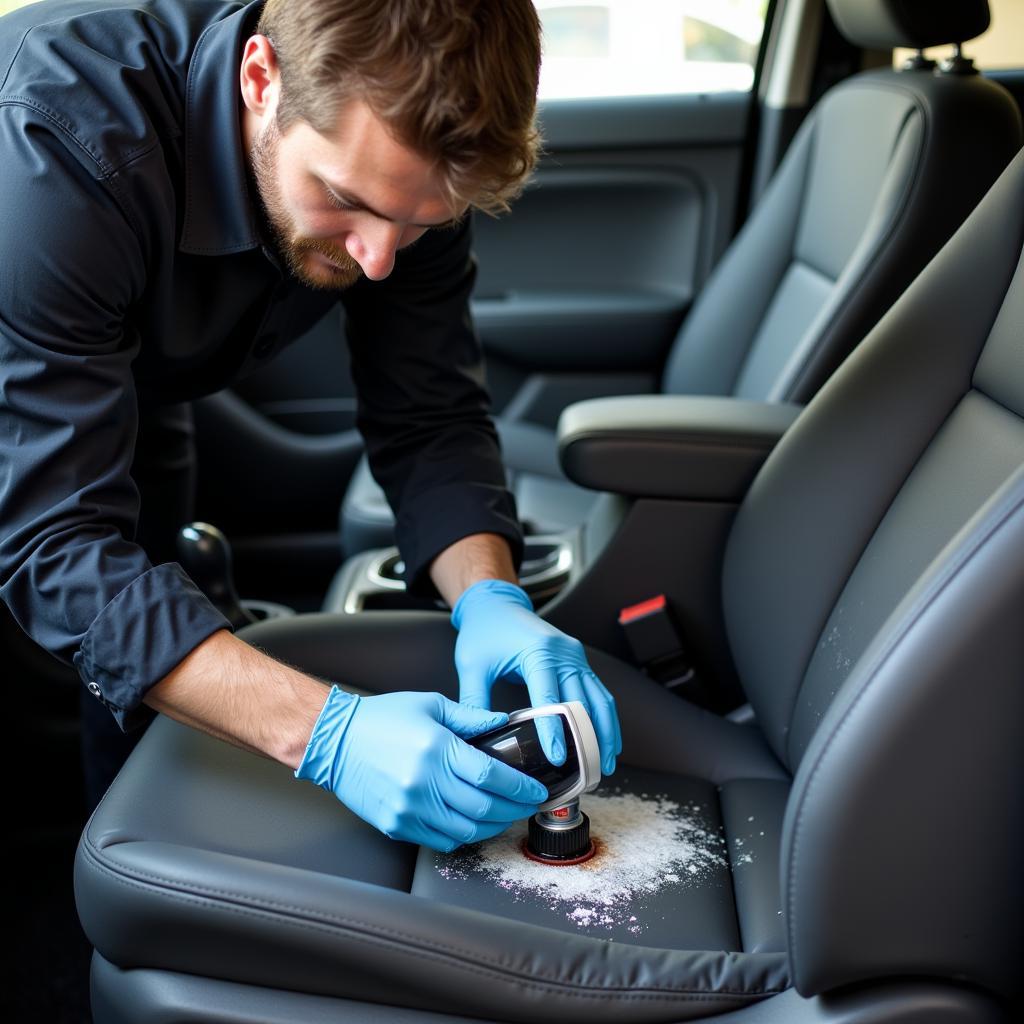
<box><xmin>295</xmin><ymin>687</ymin><xmax>547</xmax><ymax>852</ymax></box>
<box><xmin>451</xmin><ymin>579</ymin><xmax>621</xmax><ymax>776</ymax></box>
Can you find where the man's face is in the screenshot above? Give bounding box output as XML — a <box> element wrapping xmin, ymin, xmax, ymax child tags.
<box><xmin>249</xmin><ymin>98</ymin><xmax>462</xmax><ymax>291</ymax></box>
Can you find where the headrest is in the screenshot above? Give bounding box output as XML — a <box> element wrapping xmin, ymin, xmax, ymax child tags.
<box><xmin>825</xmin><ymin>0</ymin><xmax>989</xmax><ymax>50</ymax></box>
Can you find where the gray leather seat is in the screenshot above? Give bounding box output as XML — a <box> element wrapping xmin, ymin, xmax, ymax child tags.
<box><xmin>75</xmin><ymin>142</ymin><xmax>1024</xmax><ymax>1022</ymax></box>
<box><xmin>338</xmin><ymin>0</ymin><xmax>1023</xmax><ymax>556</ymax></box>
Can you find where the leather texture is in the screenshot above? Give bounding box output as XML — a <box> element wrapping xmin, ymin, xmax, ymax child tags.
<box><xmin>412</xmin><ymin>767</ymin><xmax>745</xmax><ymax>952</ymax></box>
<box><xmin>76</xmin><ymin>148</ymin><xmax>1024</xmax><ymax>1019</ymax></box>
<box><xmin>723</xmin><ymin>152</ymin><xmax>1024</xmax><ymax>771</ymax></box>
<box><xmin>337</xmin><ymin>58</ymin><xmax>1022</xmax><ymax>560</ymax></box>
<box><xmin>661</xmin><ymin>71</ymin><xmax>1020</xmax><ymax>403</ymax></box>
<box><xmin>86</xmin><ymin>958</ymin><xmax>1014</xmax><ymax>1024</ymax></box>
<box><xmin>783</xmin><ymin>466</ymin><xmax>1024</xmax><ymax>997</ymax></box>
<box><xmin>78</xmin><ymin>613</ymin><xmax>790</xmax><ymax>1023</ymax></box>
<box><xmin>825</xmin><ymin>0</ymin><xmax>990</xmax><ymax>50</ymax></box>
<box><xmin>723</xmin><ymin>149</ymin><xmax>1024</xmax><ymax>999</ymax></box>
<box><xmin>718</xmin><ymin>779</ymin><xmax>790</xmax><ymax>955</ymax></box>
<box><xmin>556</xmin><ymin>396</ymin><xmax>800</xmax><ymax>500</ymax></box>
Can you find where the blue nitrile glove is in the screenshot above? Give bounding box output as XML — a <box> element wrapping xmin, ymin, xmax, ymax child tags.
<box><xmin>451</xmin><ymin>579</ymin><xmax>622</xmax><ymax>776</ymax></box>
<box><xmin>295</xmin><ymin>686</ymin><xmax>548</xmax><ymax>852</ymax></box>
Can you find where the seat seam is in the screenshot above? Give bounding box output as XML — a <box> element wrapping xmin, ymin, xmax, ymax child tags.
<box><xmin>79</xmin><ymin>841</ymin><xmax>787</xmax><ymax>1001</ymax></box>
<box><xmin>785</xmin><ymin>478</ymin><xmax>1024</xmax><ymax>967</ymax></box>
<box><xmin>971</xmin><ymin>379</ymin><xmax>1024</xmax><ymax>423</ymax></box>
<box><xmin>787</xmin><ymin>251</ymin><xmax>839</xmax><ymax>288</ymax></box>
<box><xmin>715</xmin><ymin>783</ymin><xmax>748</xmax><ymax>954</ymax></box>
<box><xmin>717</xmin><ymin>781</ymin><xmax>791</xmax><ymax>954</ymax></box>
<box><xmin>780</xmin><ymin>98</ymin><xmax>926</xmax><ymax>402</ymax></box>
<box><xmin>779</xmin><ymin>383</ymin><xmax>972</xmax><ymax>768</ymax></box>
<box><xmin>718</xmin><ymin>108</ymin><xmax>817</xmax><ymax>397</ymax></box>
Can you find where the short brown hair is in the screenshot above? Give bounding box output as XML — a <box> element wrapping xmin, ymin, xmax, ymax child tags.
<box><xmin>256</xmin><ymin>0</ymin><xmax>542</xmax><ymax>214</ymax></box>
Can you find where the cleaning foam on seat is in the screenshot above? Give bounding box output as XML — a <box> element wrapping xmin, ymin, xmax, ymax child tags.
<box><xmin>435</xmin><ymin>784</ymin><xmax>731</xmax><ymax>936</ymax></box>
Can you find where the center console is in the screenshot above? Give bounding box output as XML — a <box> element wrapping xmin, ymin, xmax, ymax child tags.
<box><xmin>322</xmin><ymin>396</ymin><xmax>803</xmax><ymax>632</ymax></box>
<box><xmin>322</xmin><ymin>531</ymin><xmax>580</xmax><ymax>615</ymax></box>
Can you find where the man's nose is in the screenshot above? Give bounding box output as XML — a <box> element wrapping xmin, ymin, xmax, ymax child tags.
<box><xmin>346</xmin><ymin>221</ymin><xmax>401</xmax><ymax>281</ymax></box>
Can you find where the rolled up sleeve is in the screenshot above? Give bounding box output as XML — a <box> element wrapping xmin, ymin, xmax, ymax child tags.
<box><xmin>341</xmin><ymin>217</ymin><xmax>524</xmax><ymax>594</ymax></box>
<box><xmin>74</xmin><ymin>564</ymin><xmax>229</xmax><ymax>730</ymax></box>
<box><xmin>0</xmin><ymin>105</ymin><xmax>230</xmax><ymax>730</ymax></box>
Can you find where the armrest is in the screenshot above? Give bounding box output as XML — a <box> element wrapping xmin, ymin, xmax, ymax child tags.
<box><xmin>557</xmin><ymin>395</ymin><xmax>801</xmax><ymax>501</ymax></box>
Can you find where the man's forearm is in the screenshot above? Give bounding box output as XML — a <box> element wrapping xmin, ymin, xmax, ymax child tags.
<box><xmin>429</xmin><ymin>532</ymin><xmax>518</xmax><ymax>607</ymax></box>
<box><xmin>143</xmin><ymin>628</ymin><xmax>332</xmax><ymax>770</ymax></box>
<box><xmin>145</xmin><ymin>531</ymin><xmax>517</xmax><ymax>769</ymax></box>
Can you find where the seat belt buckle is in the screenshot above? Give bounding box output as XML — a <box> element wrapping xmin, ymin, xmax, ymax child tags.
<box><xmin>618</xmin><ymin>595</ymin><xmax>698</xmax><ymax>695</ymax></box>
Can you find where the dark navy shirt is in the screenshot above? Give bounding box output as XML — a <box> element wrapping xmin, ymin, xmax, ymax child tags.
<box><xmin>0</xmin><ymin>0</ymin><xmax>522</xmax><ymax>730</ymax></box>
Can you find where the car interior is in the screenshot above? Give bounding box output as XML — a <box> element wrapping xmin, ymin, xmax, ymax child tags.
<box><xmin>7</xmin><ymin>0</ymin><xmax>1024</xmax><ymax>1020</ymax></box>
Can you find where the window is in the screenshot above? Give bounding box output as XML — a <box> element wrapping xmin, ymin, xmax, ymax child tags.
<box><xmin>542</xmin><ymin>5</ymin><xmax>610</xmax><ymax>59</ymax></box>
<box><xmin>0</xmin><ymin>1</ymin><xmax>774</xmax><ymax>101</ymax></box>
<box><xmin>535</xmin><ymin>0</ymin><xmax>769</xmax><ymax>100</ymax></box>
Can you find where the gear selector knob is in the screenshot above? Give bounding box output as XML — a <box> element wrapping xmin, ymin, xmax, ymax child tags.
<box><xmin>176</xmin><ymin>521</ymin><xmax>257</xmax><ymax>629</ymax></box>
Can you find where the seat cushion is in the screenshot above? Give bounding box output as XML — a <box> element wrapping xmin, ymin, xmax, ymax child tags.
<box><xmin>414</xmin><ymin>765</ymin><xmax>789</xmax><ymax>954</ymax></box>
<box><xmin>75</xmin><ymin>612</ymin><xmax>791</xmax><ymax>1024</ymax></box>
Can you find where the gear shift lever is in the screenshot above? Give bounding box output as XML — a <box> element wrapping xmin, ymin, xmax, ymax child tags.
<box><xmin>176</xmin><ymin>522</ymin><xmax>257</xmax><ymax>629</ymax></box>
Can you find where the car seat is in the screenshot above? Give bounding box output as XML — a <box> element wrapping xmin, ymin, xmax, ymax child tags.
<box><xmin>74</xmin><ymin>138</ymin><xmax>1024</xmax><ymax>1022</ymax></box>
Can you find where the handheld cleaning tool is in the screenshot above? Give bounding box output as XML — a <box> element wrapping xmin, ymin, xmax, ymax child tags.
<box><xmin>471</xmin><ymin>701</ymin><xmax>602</xmax><ymax>862</ymax></box>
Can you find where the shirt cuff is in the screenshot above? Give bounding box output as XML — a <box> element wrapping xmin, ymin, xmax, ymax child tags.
<box><xmin>397</xmin><ymin>481</ymin><xmax>524</xmax><ymax>598</ymax></box>
<box><xmin>73</xmin><ymin>562</ymin><xmax>233</xmax><ymax>732</ymax></box>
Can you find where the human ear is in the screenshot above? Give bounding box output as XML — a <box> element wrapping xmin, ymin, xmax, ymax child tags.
<box><xmin>239</xmin><ymin>35</ymin><xmax>280</xmax><ymax>118</ymax></box>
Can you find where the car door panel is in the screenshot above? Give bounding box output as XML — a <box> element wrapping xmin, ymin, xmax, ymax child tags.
<box><xmin>472</xmin><ymin>93</ymin><xmax>749</xmax><ymax>402</ymax></box>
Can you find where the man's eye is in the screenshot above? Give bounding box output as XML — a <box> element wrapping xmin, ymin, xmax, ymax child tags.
<box><xmin>325</xmin><ymin>190</ymin><xmax>356</xmax><ymax>212</ymax></box>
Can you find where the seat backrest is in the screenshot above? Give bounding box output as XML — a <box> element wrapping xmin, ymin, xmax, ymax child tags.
<box><xmin>661</xmin><ymin>0</ymin><xmax>1021</xmax><ymax>405</ymax></box>
<box><xmin>722</xmin><ymin>146</ymin><xmax>1024</xmax><ymax>1000</ymax></box>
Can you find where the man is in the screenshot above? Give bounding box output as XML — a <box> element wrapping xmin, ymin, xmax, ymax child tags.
<box><xmin>0</xmin><ymin>0</ymin><xmax>621</xmax><ymax>851</ymax></box>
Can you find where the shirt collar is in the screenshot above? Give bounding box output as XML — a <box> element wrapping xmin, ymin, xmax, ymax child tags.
<box><xmin>179</xmin><ymin>1</ymin><xmax>265</xmax><ymax>255</ymax></box>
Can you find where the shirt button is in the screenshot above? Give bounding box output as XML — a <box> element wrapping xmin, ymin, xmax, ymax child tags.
<box><xmin>254</xmin><ymin>335</ymin><xmax>276</xmax><ymax>357</ymax></box>
<box><xmin>88</xmin><ymin>681</ymin><xmax>102</xmax><ymax>698</ymax></box>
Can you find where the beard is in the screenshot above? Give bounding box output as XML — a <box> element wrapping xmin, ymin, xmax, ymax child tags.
<box><xmin>250</xmin><ymin>119</ymin><xmax>363</xmax><ymax>291</ymax></box>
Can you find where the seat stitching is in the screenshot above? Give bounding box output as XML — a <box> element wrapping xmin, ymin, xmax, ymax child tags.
<box><xmin>79</xmin><ymin>841</ymin><xmax>788</xmax><ymax>1000</ymax></box>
